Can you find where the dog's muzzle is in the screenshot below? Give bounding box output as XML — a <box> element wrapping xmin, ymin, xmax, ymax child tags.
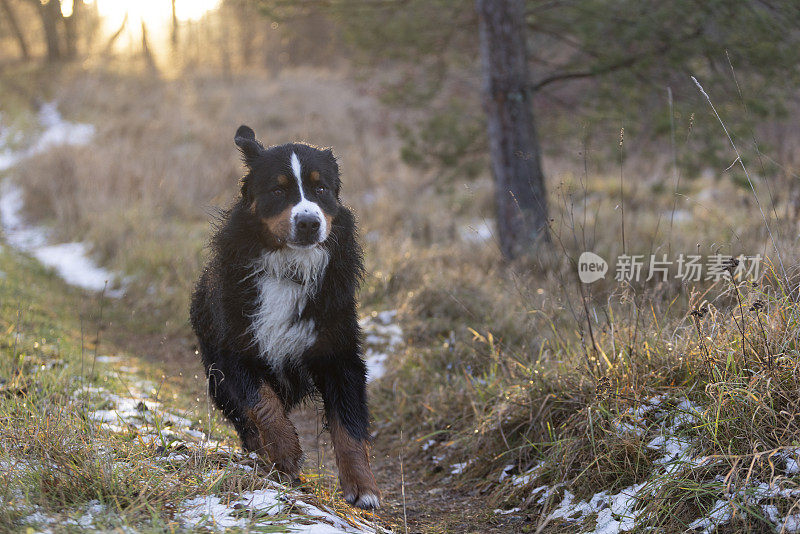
<box><xmin>292</xmin><ymin>213</ymin><xmax>323</xmax><ymax>246</ymax></box>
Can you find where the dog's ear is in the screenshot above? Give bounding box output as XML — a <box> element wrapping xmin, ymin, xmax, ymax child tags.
<box><xmin>234</xmin><ymin>125</ymin><xmax>264</xmax><ymax>167</ymax></box>
<box><xmin>323</xmin><ymin>147</ymin><xmax>341</xmax><ymax>199</ymax></box>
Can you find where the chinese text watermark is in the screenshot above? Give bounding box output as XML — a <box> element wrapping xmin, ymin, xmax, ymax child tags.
<box><xmin>578</xmin><ymin>253</ymin><xmax>761</xmax><ymax>284</ymax></box>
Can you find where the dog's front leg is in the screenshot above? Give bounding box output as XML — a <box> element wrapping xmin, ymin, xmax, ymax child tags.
<box><xmin>311</xmin><ymin>359</ymin><xmax>380</xmax><ymax>509</ymax></box>
<box><xmin>248</xmin><ymin>382</ymin><xmax>303</xmax><ymax>478</ymax></box>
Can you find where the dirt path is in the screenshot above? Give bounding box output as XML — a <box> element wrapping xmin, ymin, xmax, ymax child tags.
<box><xmin>109</xmin><ymin>324</ymin><xmax>512</xmax><ymax>533</ymax></box>
<box><xmin>292</xmin><ymin>404</ymin><xmax>512</xmax><ymax>534</ymax></box>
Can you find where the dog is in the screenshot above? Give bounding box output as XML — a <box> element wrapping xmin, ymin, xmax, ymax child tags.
<box><xmin>190</xmin><ymin>125</ymin><xmax>379</xmax><ymax>509</ymax></box>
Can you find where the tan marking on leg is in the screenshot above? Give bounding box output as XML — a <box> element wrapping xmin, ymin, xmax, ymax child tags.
<box><xmin>248</xmin><ymin>384</ymin><xmax>302</xmax><ymax>477</ymax></box>
<box><xmin>262</xmin><ymin>206</ymin><xmax>293</xmax><ymax>246</ymax></box>
<box><xmin>329</xmin><ymin>417</ymin><xmax>380</xmax><ymax>509</ymax></box>
<box><xmin>241</xmin><ymin>424</ymin><xmax>262</xmax><ymax>453</ymax></box>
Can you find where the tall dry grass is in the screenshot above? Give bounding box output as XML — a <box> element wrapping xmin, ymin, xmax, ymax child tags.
<box><xmin>7</xmin><ymin>62</ymin><xmax>800</xmax><ymax>530</ymax></box>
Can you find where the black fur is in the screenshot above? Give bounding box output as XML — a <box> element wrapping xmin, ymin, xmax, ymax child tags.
<box><xmin>190</xmin><ymin>129</ymin><xmax>370</xmax><ymax>453</ymax></box>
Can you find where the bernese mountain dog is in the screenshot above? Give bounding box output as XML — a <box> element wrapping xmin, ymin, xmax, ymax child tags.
<box><xmin>190</xmin><ymin>125</ymin><xmax>379</xmax><ymax>509</ymax></box>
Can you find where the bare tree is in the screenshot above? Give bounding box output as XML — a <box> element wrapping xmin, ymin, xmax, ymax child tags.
<box><xmin>171</xmin><ymin>0</ymin><xmax>179</xmax><ymax>48</ymax></box>
<box><xmin>1</xmin><ymin>0</ymin><xmax>30</xmax><ymax>60</ymax></box>
<box><xmin>36</xmin><ymin>0</ymin><xmax>63</xmax><ymax>62</ymax></box>
<box><xmin>141</xmin><ymin>21</ymin><xmax>158</xmax><ymax>72</ymax></box>
<box><xmin>62</xmin><ymin>0</ymin><xmax>80</xmax><ymax>60</ymax></box>
<box><xmin>476</xmin><ymin>0</ymin><xmax>548</xmax><ymax>260</ymax></box>
<box><xmin>102</xmin><ymin>13</ymin><xmax>128</xmax><ymax>55</ymax></box>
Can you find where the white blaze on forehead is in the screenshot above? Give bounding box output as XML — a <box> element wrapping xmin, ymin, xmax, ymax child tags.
<box><xmin>291</xmin><ymin>152</ymin><xmax>302</xmax><ymax>186</ymax></box>
<box><xmin>289</xmin><ymin>151</ymin><xmax>327</xmax><ymax>242</ymax></box>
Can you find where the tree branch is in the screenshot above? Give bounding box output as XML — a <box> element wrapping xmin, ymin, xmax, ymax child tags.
<box><xmin>530</xmin><ymin>27</ymin><xmax>703</xmax><ymax>92</ymax></box>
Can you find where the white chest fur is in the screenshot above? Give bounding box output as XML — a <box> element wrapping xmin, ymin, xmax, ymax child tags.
<box><xmin>245</xmin><ymin>247</ymin><xmax>330</xmax><ymax>368</ymax></box>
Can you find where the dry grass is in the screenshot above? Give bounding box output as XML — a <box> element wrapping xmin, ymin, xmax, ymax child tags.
<box><xmin>5</xmin><ymin>61</ymin><xmax>800</xmax><ymax>531</ymax></box>
<box><xmin>0</xmin><ymin>242</ymin><xmax>383</xmax><ymax>532</ymax></box>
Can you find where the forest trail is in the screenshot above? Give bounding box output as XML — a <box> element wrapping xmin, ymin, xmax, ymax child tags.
<box><xmin>117</xmin><ymin>323</ymin><xmax>511</xmax><ymax>534</ymax></box>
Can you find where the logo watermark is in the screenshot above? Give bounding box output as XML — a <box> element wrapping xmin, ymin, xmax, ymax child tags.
<box><xmin>578</xmin><ymin>252</ymin><xmax>609</xmax><ymax>283</ymax></box>
<box><xmin>578</xmin><ymin>253</ymin><xmax>762</xmax><ymax>284</ymax></box>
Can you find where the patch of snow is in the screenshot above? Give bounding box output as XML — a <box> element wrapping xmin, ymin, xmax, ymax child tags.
<box><xmin>34</xmin><ymin>242</ymin><xmax>121</xmax><ymax>295</ymax></box>
<box><xmin>688</xmin><ymin>500</ymin><xmax>732</xmax><ymax>534</ymax></box>
<box><xmin>0</xmin><ymin>103</ymin><xmax>93</xmax><ymax>171</ymax></box>
<box><xmin>494</xmin><ymin>507</ymin><xmax>521</xmax><ymax>515</ymax></box>
<box><xmin>183</xmin><ymin>428</ymin><xmax>208</xmax><ymax>440</ymax></box>
<box><xmin>375</xmin><ymin>309</ymin><xmax>397</xmax><ymax>325</ymax></box>
<box><xmin>763</xmin><ymin>504</ymin><xmax>780</xmax><ymax>524</ymax></box>
<box><xmin>182</xmin><ymin>495</ymin><xmax>247</xmax><ymax>529</ymax></box>
<box><xmin>155</xmin><ymin>453</ymin><xmax>191</xmax><ymax>463</ymax></box>
<box><xmin>450</xmin><ymin>461</ymin><xmax>470</xmax><ymax>475</ymax></box>
<box><xmin>0</xmin><ymin>104</ymin><xmax>124</xmax><ymax>296</ymax></box>
<box><xmin>591</xmin><ymin>483</ymin><xmax>646</xmax><ymax>534</ymax></box>
<box><xmin>360</xmin><ymin>309</ymin><xmax>403</xmax><ymax>382</ymax></box>
<box><xmin>614</xmin><ymin>420</ymin><xmax>646</xmax><ymax>436</ymax></box>
<box><xmin>546</xmin><ymin>483</ymin><xmax>645</xmax><ymax>534</ymax></box>
<box><xmin>672</xmin><ymin>399</ymin><xmax>703</xmax><ymax>427</ymax></box>
<box><xmin>511</xmin><ymin>461</ymin><xmax>545</xmax><ymax>487</ymax></box>
<box><xmin>180</xmin><ymin>485</ymin><xmax>378</xmax><ymax>533</ymax></box>
<box><xmin>499</xmin><ymin>463</ymin><xmax>515</xmax><ymax>482</ymax></box>
<box><xmin>65</xmin><ymin>500</ymin><xmax>105</xmax><ymax>529</ymax></box>
<box><xmin>458</xmin><ymin>219</ymin><xmax>495</xmax><ymax>244</ymax></box>
<box><xmin>777</xmin><ymin>448</ymin><xmax>800</xmax><ymax>476</ymax></box>
<box><xmin>533</xmin><ymin>397</ymin><xmax>707</xmax><ymax>532</ymax></box>
<box><xmin>94</xmin><ymin>355</ymin><xmax>122</xmax><ymax>363</ymax></box>
<box><xmin>0</xmin><ymin>183</ymin><xmax>48</xmax><ymax>250</ymax></box>
<box><xmin>537</xmin><ymin>395</ymin><xmax>800</xmax><ymax>533</ymax></box>
<box><xmin>781</xmin><ymin>515</ymin><xmax>800</xmax><ymax>533</ymax></box>
<box><xmin>21</xmin><ymin>509</ymin><xmax>56</xmax><ymax>526</ymax></box>
<box><xmin>647</xmin><ymin>434</ymin><xmax>695</xmax><ymax>475</ymax></box>
<box><xmin>364</xmin><ymin>348</ymin><xmax>388</xmax><ymax>381</ymax></box>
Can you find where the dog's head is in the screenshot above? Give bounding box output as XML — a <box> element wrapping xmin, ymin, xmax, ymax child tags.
<box><xmin>235</xmin><ymin>125</ymin><xmax>340</xmax><ymax>249</ymax></box>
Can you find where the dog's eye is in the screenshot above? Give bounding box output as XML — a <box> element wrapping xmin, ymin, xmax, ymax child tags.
<box><xmin>315</xmin><ymin>185</ymin><xmax>327</xmax><ymax>195</ymax></box>
<box><xmin>271</xmin><ymin>188</ymin><xmax>285</xmax><ymax>197</ymax></box>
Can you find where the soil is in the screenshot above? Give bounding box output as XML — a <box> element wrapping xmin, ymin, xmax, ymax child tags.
<box><xmin>109</xmin><ymin>323</ymin><xmax>524</xmax><ymax>534</ymax></box>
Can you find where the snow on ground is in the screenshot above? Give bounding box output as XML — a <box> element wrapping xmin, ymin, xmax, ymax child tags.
<box><xmin>449</xmin><ymin>460</ymin><xmax>472</xmax><ymax>475</ymax></box>
<box><xmin>10</xmin><ymin>355</ymin><xmax>386</xmax><ymax>533</ymax></box>
<box><xmin>458</xmin><ymin>219</ymin><xmax>495</xmax><ymax>244</ymax></box>
<box><xmin>180</xmin><ymin>487</ymin><xmax>377</xmax><ymax>533</ymax></box>
<box><xmin>360</xmin><ymin>310</ymin><xmax>403</xmax><ymax>382</ymax></box>
<box><xmin>513</xmin><ymin>396</ymin><xmax>800</xmax><ymax>533</ymax></box>
<box><xmin>0</xmin><ymin>103</ymin><xmax>95</xmax><ymax>172</ymax></box>
<box><xmin>0</xmin><ymin>104</ymin><xmax>125</xmax><ymax>296</ymax></box>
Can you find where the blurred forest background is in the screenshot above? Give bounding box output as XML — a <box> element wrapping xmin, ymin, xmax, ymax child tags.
<box><xmin>2</xmin><ymin>0</ymin><xmax>800</xmax><ymax>266</ymax></box>
<box><xmin>4</xmin><ymin>1</ymin><xmax>800</xmax><ymax>531</ymax></box>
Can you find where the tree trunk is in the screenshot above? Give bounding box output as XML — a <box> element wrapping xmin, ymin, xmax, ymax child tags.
<box><xmin>171</xmin><ymin>0</ymin><xmax>179</xmax><ymax>48</ymax></box>
<box><xmin>1</xmin><ymin>0</ymin><xmax>30</xmax><ymax>60</ymax></box>
<box><xmin>63</xmin><ymin>0</ymin><xmax>79</xmax><ymax>60</ymax></box>
<box><xmin>141</xmin><ymin>21</ymin><xmax>158</xmax><ymax>73</ymax></box>
<box><xmin>476</xmin><ymin>0</ymin><xmax>549</xmax><ymax>260</ymax></box>
<box><xmin>38</xmin><ymin>0</ymin><xmax>63</xmax><ymax>62</ymax></box>
<box><xmin>103</xmin><ymin>13</ymin><xmax>128</xmax><ymax>55</ymax></box>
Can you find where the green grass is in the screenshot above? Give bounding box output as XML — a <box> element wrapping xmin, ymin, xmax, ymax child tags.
<box><xmin>0</xmin><ymin>247</ymin><xmax>378</xmax><ymax>532</ymax></box>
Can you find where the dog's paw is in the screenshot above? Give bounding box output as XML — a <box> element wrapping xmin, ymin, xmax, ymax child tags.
<box><xmin>352</xmin><ymin>492</ymin><xmax>380</xmax><ymax>510</ymax></box>
<box><xmin>342</xmin><ymin>480</ymin><xmax>380</xmax><ymax>510</ymax></box>
<box><xmin>272</xmin><ymin>451</ymin><xmax>303</xmax><ymax>479</ymax></box>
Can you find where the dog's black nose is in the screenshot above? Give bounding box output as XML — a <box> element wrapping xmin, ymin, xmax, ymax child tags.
<box><xmin>294</xmin><ymin>214</ymin><xmax>321</xmax><ymax>243</ymax></box>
